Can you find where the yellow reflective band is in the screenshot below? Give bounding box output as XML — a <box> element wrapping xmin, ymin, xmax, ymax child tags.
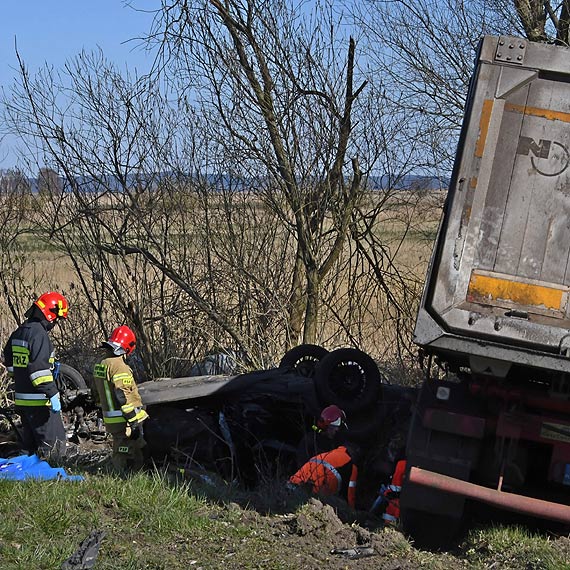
<box><xmin>31</xmin><ymin>375</ymin><xmax>53</xmax><ymax>387</ymax></box>
<box><xmin>113</xmin><ymin>373</ymin><xmax>131</xmax><ymax>380</ymax></box>
<box><xmin>121</xmin><ymin>404</ymin><xmax>135</xmax><ymax>414</ymax></box>
<box><xmin>505</xmin><ymin>102</ymin><xmax>570</xmax><ymax>123</ymax></box>
<box><xmin>134</xmin><ymin>409</ymin><xmax>149</xmax><ymax>422</ymax></box>
<box><xmin>113</xmin><ymin>373</ymin><xmax>133</xmax><ymax>385</ymax></box>
<box><xmin>15</xmin><ymin>399</ymin><xmax>50</xmax><ymax>407</ymax></box>
<box><xmin>104</xmin><ymin>383</ymin><xmax>115</xmax><ymax>411</ymax></box>
<box><xmin>475</xmin><ymin>99</ymin><xmax>494</xmax><ymax>158</ymax></box>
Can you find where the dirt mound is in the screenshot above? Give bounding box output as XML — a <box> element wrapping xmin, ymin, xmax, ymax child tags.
<box><xmin>249</xmin><ymin>498</ymin><xmax>414</xmax><ymax>569</ymax></box>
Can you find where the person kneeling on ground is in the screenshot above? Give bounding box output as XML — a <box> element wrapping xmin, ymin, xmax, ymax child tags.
<box><xmin>370</xmin><ymin>459</ymin><xmax>406</xmax><ymax>525</ymax></box>
<box><xmin>288</xmin><ymin>444</ymin><xmax>359</xmax><ymax>508</ymax></box>
<box><xmin>93</xmin><ymin>326</ymin><xmax>148</xmax><ymax>472</ymax></box>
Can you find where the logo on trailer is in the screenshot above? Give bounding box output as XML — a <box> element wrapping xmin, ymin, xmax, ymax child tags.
<box><xmin>516</xmin><ymin>136</ymin><xmax>569</xmax><ymax>177</ymax></box>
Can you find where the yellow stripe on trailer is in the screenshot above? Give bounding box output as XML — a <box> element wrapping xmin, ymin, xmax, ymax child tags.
<box><xmin>505</xmin><ymin>102</ymin><xmax>570</xmax><ymax>123</ymax></box>
<box><xmin>467</xmin><ymin>272</ymin><xmax>566</xmax><ymax>311</ymax></box>
<box><xmin>474</xmin><ymin>99</ymin><xmax>494</xmax><ymax>157</ymax></box>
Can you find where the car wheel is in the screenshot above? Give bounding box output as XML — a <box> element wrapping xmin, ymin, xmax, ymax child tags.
<box><xmin>279</xmin><ymin>344</ymin><xmax>329</xmax><ymax>379</ymax></box>
<box><xmin>55</xmin><ymin>363</ymin><xmax>89</xmax><ymax>411</ymax></box>
<box><xmin>314</xmin><ymin>348</ymin><xmax>382</xmax><ymax>414</ymax></box>
<box><xmin>57</xmin><ymin>363</ymin><xmax>88</xmax><ymax>391</ymax></box>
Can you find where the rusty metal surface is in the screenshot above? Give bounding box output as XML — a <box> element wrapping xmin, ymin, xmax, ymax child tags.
<box><xmin>409</xmin><ymin>466</ymin><xmax>570</xmax><ymax>524</ymax></box>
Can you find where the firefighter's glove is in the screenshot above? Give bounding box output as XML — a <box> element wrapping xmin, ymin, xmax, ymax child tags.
<box><xmin>49</xmin><ymin>393</ymin><xmax>61</xmax><ymax>413</ymax></box>
<box><xmin>383</xmin><ymin>487</ymin><xmax>400</xmax><ymax>501</ymax></box>
<box><xmin>127</xmin><ymin>425</ymin><xmax>141</xmax><ymax>440</ymax></box>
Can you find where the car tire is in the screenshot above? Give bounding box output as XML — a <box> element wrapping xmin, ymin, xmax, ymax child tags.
<box><xmin>57</xmin><ymin>363</ymin><xmax>88</xmax><ymax>391</ymax></box>
<box><xmin>56</xmin><ymin>363</ymin><xmax>89</xmax><ymax>413</ymax></box>
<box><xmin>314</xmin><ymin>348</ymin><xmax>382</xmax><ymax>414</ymax></box>
<box><xmin>279</xmin><ymin>344</ymin><xmax>329</xmax><ymax>379</ymax></box>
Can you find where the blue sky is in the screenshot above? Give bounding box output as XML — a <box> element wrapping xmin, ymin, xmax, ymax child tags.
<box><xmin>1</xmin><ymin>1</ymin><xmax>158</xmax><ymax>168</ymax></box>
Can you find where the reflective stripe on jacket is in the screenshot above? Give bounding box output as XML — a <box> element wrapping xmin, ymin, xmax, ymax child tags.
<box><xmin>93</xmin><ymin>355</ymin><xmax>148</xmax><ymax>435</ymax></box>
<box><xmin>382</xmin><ymin>459</ymin><xmax>406</xmax><ymax>523</ymax></box>
<box><xmin>289</xmin><ymin>445</ymin><xmax>358</xmax><ymax>508</ymax></box>
<box><xmin>3</xmin><ymin>319</ymin><xmax>59</xmax><ymax>407</ymax></box>
<box><xmin>14</xmin><ymin>392</ymin><xmax>50</xmax><ymax>407</ymax></box>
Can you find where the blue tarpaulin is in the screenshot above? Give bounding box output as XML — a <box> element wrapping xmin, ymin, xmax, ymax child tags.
<box><xmin>0</xmin><ymin>454</ymin><xmax>84</xmax><ymax>481</ymax></box>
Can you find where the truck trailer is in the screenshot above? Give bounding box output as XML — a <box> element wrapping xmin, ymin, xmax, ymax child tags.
<box><xmin>401</xmin><ymin>35</ymin><xmax>570</xmax><ymax>544</ymax></box>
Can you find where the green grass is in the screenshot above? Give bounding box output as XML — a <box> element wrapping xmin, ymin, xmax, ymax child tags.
<box><xmin>1</xmin><ymin>466</ymin><xmax>570</xmax><ymax>569</ymax></box>
<box><xmin>461</xmin><ymin>524</ymin><xmax>570</xmax><ymax>569</ymax></box>
<box><xmin>0</xmin><ymin>470</ymin><xmax>266</xmax><ymax>570</ymax></box>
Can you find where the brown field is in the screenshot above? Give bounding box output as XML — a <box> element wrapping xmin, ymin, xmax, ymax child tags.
<box><xmin>0</xmin><ymin>188</ymin><xmax>445</xmax><ymax>376</ymax></box>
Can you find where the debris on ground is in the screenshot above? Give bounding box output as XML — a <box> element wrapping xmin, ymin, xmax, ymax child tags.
<box><xmin>60</xmin><ymin>530</ymin><xmax>105</xmax><ymax>570</ymax></box>
<box><xmin>0</xmin><ymin>453</ymin><xmax>84</xmax><ymax>481</ymax></box>
<box><xmin>331</xmin><ymin>546</ymin><xmax>375</xmax><ymax>559</ymax></box>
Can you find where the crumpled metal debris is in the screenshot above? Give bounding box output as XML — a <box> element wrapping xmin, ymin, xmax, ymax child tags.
<box><xmin>330</xmin><ymin>546</ymin><xmax>375</xmax><ymax>559</ymax></box>
<box><xmin>61</xmin><ymin>530</ymin><xmax>105</xmax><ymax>570</ymax></box>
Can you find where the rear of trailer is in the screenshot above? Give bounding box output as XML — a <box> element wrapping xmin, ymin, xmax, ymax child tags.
<box><xmin>402</xmin><ymin>35</ymin><xmax>570</xmax><ymax>545</ymax></box>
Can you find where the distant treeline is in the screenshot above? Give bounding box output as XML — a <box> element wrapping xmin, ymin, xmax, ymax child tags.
<box><xmin>1</xmin><ymin>170</ymin><xmax>450</xmax><ymax>193</ymax></box>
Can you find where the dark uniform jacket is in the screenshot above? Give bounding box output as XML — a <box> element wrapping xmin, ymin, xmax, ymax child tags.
<box><xmin>3</xmin><ymin>319</ymin><xmax>58</xmax><ymax>408</ymax></box>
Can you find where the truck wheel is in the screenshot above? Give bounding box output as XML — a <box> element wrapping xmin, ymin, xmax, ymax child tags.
<box><xmin>314</xmin><ymin>348</ymin><xmax>382</xmax><ymax>414</ymax></box>
<box><xmin>279</xmin><ymin>344</ymin><xmax>329</xmax><ymax>379</ymax></box>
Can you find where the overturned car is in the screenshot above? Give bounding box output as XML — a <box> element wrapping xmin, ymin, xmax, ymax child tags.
<box><xmin>138</xmin><ymin>345</ymin><xmax>416</xmax><ymax>506</ymax></box>
<box><xmin>3</xmin><ymin>345</ymin><xmax>416</xmax><ymax>509</ymax></box>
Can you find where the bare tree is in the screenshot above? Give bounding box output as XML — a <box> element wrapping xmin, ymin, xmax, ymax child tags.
<box><xmin>355</xmin><ymin>0</ymin><xmax>570</xmax><ymax>173</ymax></box>
<box><xmin>148</xmin><ymin>0</ymin><xmax>396</xmax><ymax>346</ymax></box>
<box><xmin>2</xmin><ymin>1</ymin><xmax>429</xmax><ymax>375</ymax></box>
<box><xmin>0</xmin><ymin>169</ymin><xmax>36</xmax><ymax>328</ymax></box>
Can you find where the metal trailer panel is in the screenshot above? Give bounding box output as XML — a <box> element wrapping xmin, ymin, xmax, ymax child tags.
<box><xmin>416</xmin><ymin>36</ymin><xmax>570</xmax><ymax>372</ymax></box>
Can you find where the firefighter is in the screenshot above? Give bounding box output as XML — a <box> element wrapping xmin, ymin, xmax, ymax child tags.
<box><xmin>295</xmin><ymin>404</ymin><xmax>349</xmax><ymax>467</ymax></box>
<box><xmin>288</xmin><ymin>444</ymin><xmax>359</xmax><ymax>508</ymax></box>
<box><xmin>3</xmin><ymin>291</ymin><xmax>69</xmax><ymax>460</ymax></box>
<box><xmin>93</xmin><ymin>326</ymin><xmax>149</xmax><ymax>472</ymax></box>
<box><xmin>370</xmin><ymin>459</ymin><xmax>406</xmax><ymax>525</ymax></box>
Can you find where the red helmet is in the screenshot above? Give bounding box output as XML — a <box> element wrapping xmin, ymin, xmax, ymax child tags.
<box><xmin>34</xmin><ymin>292</ymin><xmax>69</xmax><ymax>323</ymax></box>
<box><xmin>317</xmin><ymin>404</ymin><xmax>347</xmax><ymax>430</ymax></box>
<box><xmin>103</xmin><ymin>325</ymin><xmax>136</xmax><ymax>356</ymax></box>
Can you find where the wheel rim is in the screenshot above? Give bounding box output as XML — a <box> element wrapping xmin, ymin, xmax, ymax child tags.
<box><xmin>329</xmin><ymin>361</ymin><xmax>366</xmax><ymax>399</ymax></box>
<box><xmin>293</xmin><ymin>356</ymin><xmax>321</xmax><ymax>378</ymax></box>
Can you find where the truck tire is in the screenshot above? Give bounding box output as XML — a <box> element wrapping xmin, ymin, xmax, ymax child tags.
<box><xmin>314</xmin><ymin>348</ymin><xmax>382</xmax><ymax>414</ymax></box>
<box><xmin>279</xmin><ymin>344</ymin><xmax>329</xmax><ymax>379</ymax></box>
<box><xmin>400</xmin><ymin>377</ymin><xmax>482</xmax><ymax>548</ymax></box>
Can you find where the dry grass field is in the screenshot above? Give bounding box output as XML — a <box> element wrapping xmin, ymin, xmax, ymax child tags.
<box><xmin>0</xmin><ymin>187</ymin><xmax>445</xmax><ymax>378</ymax></box>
